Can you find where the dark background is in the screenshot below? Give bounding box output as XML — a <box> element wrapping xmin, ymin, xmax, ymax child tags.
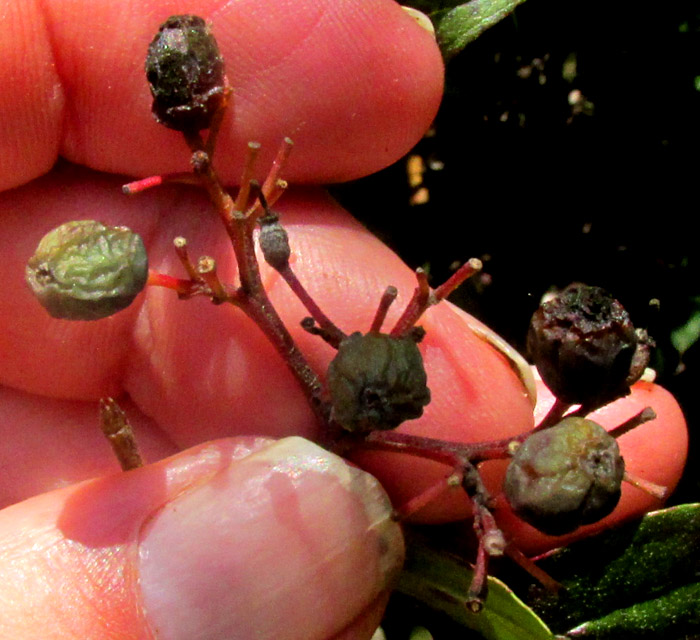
<box><xmin>333</xmin><ymin>0</ymin><xmax>700</xmax><ymax>501</ymax></box>
<box><xmin>334</xmin><ymin>3</ymin><xmax>699</xmax><ymax>633</ymax></box>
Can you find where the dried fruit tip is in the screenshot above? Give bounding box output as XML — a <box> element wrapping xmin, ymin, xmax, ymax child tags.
<box><xmin>146</xmin><ymin>14</ymin><xmax>228</xmax><ymax>132</ymax></box>
<box><xmin>26</xmin><ymin>220</ymin><xmax>148</xmax><ymax>320</ymax></box>
<box><xmin>528</xmin><ymin>283</ymin><xmax>653</xmax><ymax>406</ymax></box>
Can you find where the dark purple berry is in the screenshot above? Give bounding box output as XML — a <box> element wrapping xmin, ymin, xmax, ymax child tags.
<box><xmin>25</xmin><ymin>220</ymin><xmax>148</xmax><ymax>321</ymax></box>
<box><xmin>504</xmin><ymin>417</ymin><xmax>625</xmax><ymax>535</ymax></box>
<box><xmin>527</xmin><ymin>284</ymin><xmax>652</xmax><ymax>406</ymax></box>
<box><xmin>146</xmin><ymin>15</ymin><xmax>227</xmax><ymax>132</ymax></box>
<box><xmin>326</xmin><ymin>332</ymin><xmax>431</xmax><ymax>433</ymax></box>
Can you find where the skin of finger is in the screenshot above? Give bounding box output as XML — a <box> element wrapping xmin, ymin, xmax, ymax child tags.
<box><xmin>327</xmin><ymin>593</ymin><xmax>390</xmax><ymax>640</ymax></box>
<box><xmin>0</xmin><ymin>437</ymin><xmax>401</xmax><ymax>640</ymax></box>
<box><xmin>0</xmin><ymin>387</ymin><xmax>179</xmax><ymax>510</ymax></box>
<box><xmin>0</xmin><ymin>0</ymin><xmax>64</xmax><ymax>191</ymax></box>
<box><xmin>494</xmin><ymin>378</ymin><xmax>689</xmax><ymax>555</ymax></box>
<box><xmin>0</xmin><ymin>164</ymin><xmax>163</xmax><ymax>400</ymax></box>
<box><xmin>0</xmin><ymin>165</ymin><xmax>534</xmax><ymax>521</ymax></box>
<box><xmin>2</xmin><ymin>166</ymin><xmax>687</xmax><ymax>538</ymax></box>
<box><xmin>1</xmin><ymin>0</ymin><xmax>442</xmax><ymax>190</ymax></box>
<box><xmin>0</xmin><ymin>166</ymin><xmax>535</xmax><ymax>441</ymax></box>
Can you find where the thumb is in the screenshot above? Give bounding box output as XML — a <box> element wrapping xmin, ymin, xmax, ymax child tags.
<box><xmin>0</xmin><ymin>437</ymin><xmax>403</xmax><ymax>640</ymax></box>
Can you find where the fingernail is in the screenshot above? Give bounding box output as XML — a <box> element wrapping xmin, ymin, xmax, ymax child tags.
<box><xmin>401</xmin><ymin>7</ymin><xmax>436</xmax><ymax>38</ymax></box>
<box><xmin>138</xmin><ymin>437</ymin><xmax>404</xmax><ymax>640</ymax></box>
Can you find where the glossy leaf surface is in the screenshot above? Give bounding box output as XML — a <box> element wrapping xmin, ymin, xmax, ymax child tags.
<box><xmin>428</xmin><ymin>0</ymin><xmax>528</xmax><ymax>60</ymax></box>
<box><xmin>397</xmin><ymin>532</ymin><xmax>554</xmax><ymax>640</ymax></box>
<box><xmin>526</xmin><ymin>504</ymin><xmax>700</xmax><ymax>638</ymax></box>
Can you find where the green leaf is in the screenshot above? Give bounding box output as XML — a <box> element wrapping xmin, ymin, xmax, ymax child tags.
<box><xmin>525</xmin><ymin>504</ymin><xmax>700</xmax><ymax>638</ymax></box>
<box><xmin>397</xmin><ymin>533</ymin><xmax>554</xmax><ymax>640</ymax></box>
<box><xmin>567</xmin><ymin>583</ymin><xmax>700</xmax><ymax>638</ymax></box>
<box><xmin>671</xmin><ymin>301</ymin><xmax>700</xmax><ymax>355</ymax></box>
<box><xmin>431</xmin><ymin>0</ymin><xmax>527</xmax><ymax>60</ymax></box>
<box><xmin>409</xmin><ymin>627</ymin><xmax>435</xmax><ymax>640</ymax></box>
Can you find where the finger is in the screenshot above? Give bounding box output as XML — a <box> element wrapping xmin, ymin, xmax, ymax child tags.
<box><xmin>0</xmin><ymin>386</ymin><xmax>179</xmax><ymax>509</ymax></box>
<box><xmin>1</xmin><ymin>167</ymin><xmax>687</xmax><ymax>534</ymax></box>
<box><xmin>0</xmin><ymin>0</ymin><xmax>442</xmax><ymax>190</ymax></box>
<box><xmin>0</xmin><ymin>0</ymin><xmax>63</xmax><ymax>190</ymax></box>
<box><xmin>0</xmin><ymin>436</ymin><xmax>403</xmax><ymax>640</ymax></box>
<box><xmin>1</xmin><ymin>164</ymin><xmax>534</xmax><ymax>519</ymax></box>
<box><xmin>2</xmin><ymin>164</ymin><xmax>533</xmax><ymax>429</ymax></box>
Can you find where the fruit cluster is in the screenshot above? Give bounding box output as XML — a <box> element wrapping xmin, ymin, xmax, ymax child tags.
<box><xmin>24</xmin><ymin>14</ymin><xmax>672</xmax><ymax>609</ymax></box>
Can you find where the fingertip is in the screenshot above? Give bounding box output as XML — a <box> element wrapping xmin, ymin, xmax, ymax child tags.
<box><xmin>139</xmin><ymin>437</ymin><xmax>404</xmax><ymax>640</ymax></box>
<box><xmin>0</xmin><ymin>0</ymin><xmax>63</xmax><ymax>190</ymax></box>
<box><xmin>0</xmin><ymin>437</ymin><xmax>403</xmax><ymax>639</ymax></box>
<box><xmin>25</xmin><ymin>0</ymin><xmax>442</xmax><ymax>184</ymax></box>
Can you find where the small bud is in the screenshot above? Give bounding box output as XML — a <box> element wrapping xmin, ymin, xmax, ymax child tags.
<box><xmin>26</xmin><ymin>220</ymin><xmax>148</xmax><ymax>320</ymax></box>
<box><xmin>259</xmin><ymin>215</ymin><xmax>291</xmax><ymax>270</ymax></box>
<box><xmin>527</xmin><ymin>283</ymin><xmax>651</xmax><ymax>405</ymax></box>
<box><xmin>326</xmin><ymin>332</ymin><xmax>431</xmax><ymax>433</ymax></box>
<box><xmin>146</xmin><ymin>15</ymin><xmax>227</xmax><ymax>132</ymax></box>
<box><xmin>504</xmin><ymin>417</ymin><xmax>625</xmax><ymax>535</ymax></box>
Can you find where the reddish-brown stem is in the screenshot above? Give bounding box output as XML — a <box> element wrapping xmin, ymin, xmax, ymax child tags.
<box><xmin>369</xmin><ymin>286</ymin><xmax>398</xmax><ymax>333</ymax></box>
<box><xmin>237</xmin><ymin>294</ymin><xmax>325</xmax><ymax>410</ymax></box>
<box><xmin>147</xmin><ymin>270</ymin><xmax>197</xmax><ymax>296</ymax></box>
<box><xmin>258</xmin><ymin>138</ymin><xmax>294</xmax><ymax>213</ymax></box>
<box><xmin>277</xmin><ymin>264</ymin><xmax>347</xmax><ymax>348</ymax></box>
<box><xmin>173</xmin><ymin>237</ymin><xmax>201</xmax><ymax>281</ymax></box>
<box><xmin>361</xmin><ymin>429</ymin><xmax>515</xmax><ymax>466</ymax></box>
<box><xmin>432</xmin><ymin>258</ymin><xmax>482</xmax><ymax>303</ymax></box>
<box><xmin>363</xmin><ymin>430</ymin><xmax>478</xmax><ymax>465</ymax></box>
<box><xmin>463</xmin><ymin>466</ymin><xmax>505</xmax><ymax>608</ymax></box>
<box><xmin>390</xmin><ymin>261</ymin><xmax>481</xmax><ymax>337</ymax></box>
<box><xmin>393</xmin><ymin>471</ymin><xmax>463</xmax><ymax>520</ymax></box>
<box><xmin>183</xmin><ymin>129</ymin><xmax>206</xmax><ymax>153</ymax></box>
<box><xmin>233</xmin><ymin>142</ymin><xmax>262</xmax><ymax>212</ymax></box>
<box><xmin>173</xmin><ymin>134</ymin><xmax>327</xmax><ymax>425</ymax></box>
<box><xmin>197</xmin><ymin>257</ymin><xmax>228</xmax><ymax>303</ymax></box>
<box><xmin>473</xmin><ymin>505</ymin><xmax>506</xmax><ymax>557</ymax></box>
<box><xmin>608</xmin><ymin>407</ymin><xmax>657</xmax><ymax>439</ymax></box>
<box><xmin>233</xmin><ymin>236</ymin><xmax>324</xmax><ymax>417</ymax></box>
<box><xmin>623</xmin><ymin>470</ymin><xmax>668</xmax><ymax>500</ymax></box>
<box><xmin>467</xmin><ymin>506</ymin><xmax>507</xmax><ymax>609</ymax></box>
<box><xmin>504</xmin><ymin>544</ymin><xmax>563</xmax><ymax>593</ymax></box>
<box><xmin>467</xmin><ymin>543</ymin><xmax>489</xmax><ymax>612</ymax></box>
<box><xmin>390</xmin><ymin>268</ymin><xmax>430</xmax><ymax>337</ymax></box>
<box><xmin>263</xmin><ymin>179</ymin><xmax>288</xmax><ymax>209</ymax></box>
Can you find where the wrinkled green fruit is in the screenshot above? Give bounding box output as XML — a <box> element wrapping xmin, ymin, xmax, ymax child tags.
<box><xmin>504</xmin><ymin>417</ymin><xmax>625</xmax><ymax>535</ymax></box>
<box><xmin>146</xmin><ymin>14</ymin><xmax>227</xmax><ymax>132</ymax></box>
<box><xmin>327</xmin><ymin>332</ymin><xmax>431</xmax><ymax>433</ymax></box>
<box><xmin>26</xmin><ymin>220</ymin><xmax>148</xmax><ymax>321</ymax></box>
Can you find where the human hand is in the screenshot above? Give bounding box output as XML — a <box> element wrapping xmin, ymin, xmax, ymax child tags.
<box><xmin>0</xmin><ymin>1</ymin><xmax>687</xmax><ymax>638</ymax></box>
